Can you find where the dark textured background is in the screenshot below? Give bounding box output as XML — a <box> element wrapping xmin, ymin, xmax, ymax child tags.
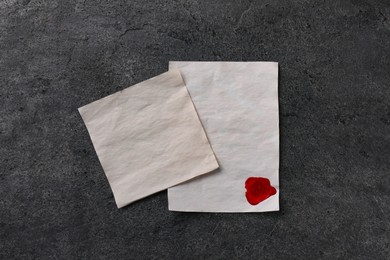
<box><xmin>1</xmin><ymin>0</ymin><xmax>390</xmax><ymax>259</ymax></box>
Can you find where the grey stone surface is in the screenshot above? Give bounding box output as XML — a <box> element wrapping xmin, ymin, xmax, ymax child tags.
<box><xmin>1</xmin><ymin>0</ymin><xmax>389</xmax><ymax>259</ymax></box>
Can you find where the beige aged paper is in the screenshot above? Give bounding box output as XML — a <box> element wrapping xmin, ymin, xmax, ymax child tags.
<box><xmin>168</xmin><ymin>62</ymin><xmax>279</xmax><ymax>212</ymax></box>
<box><xmin>79</xmin><ymin>70</ymin><xmax>219</xmax><ymax>208</ymax></box>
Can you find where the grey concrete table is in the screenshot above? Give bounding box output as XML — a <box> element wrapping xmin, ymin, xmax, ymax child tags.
<box><xmin>1</xmin><ymin>0</ymin><xmax>389</xmax><ymax>259</ymax></box>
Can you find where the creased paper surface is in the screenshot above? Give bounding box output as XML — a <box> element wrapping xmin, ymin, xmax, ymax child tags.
<box><xmin>168</xmin><ymin>62</ymin><xmax>279</xmax><ymax>212</ymax></box>
<box><xmin>79</xmin><ymin>70</ymin><xmax>219</xmax><ymax>208</ymax></box>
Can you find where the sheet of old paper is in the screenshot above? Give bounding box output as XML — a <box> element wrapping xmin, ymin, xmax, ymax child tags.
<box><xmin>168</xmin><ymin>62</ymin><xmax>279</xmax><ymax>212</ymax></box>
<box><xmin>79</xmin><ymin>70</ymin><xmax>219</xmax><ymax>208</ymax></box>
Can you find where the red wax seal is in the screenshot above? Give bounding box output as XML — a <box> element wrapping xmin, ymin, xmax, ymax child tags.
<box><xmin>245</xmin><ymin>177</ymin><xmax>277</xmax><ymax>205</ymax></box>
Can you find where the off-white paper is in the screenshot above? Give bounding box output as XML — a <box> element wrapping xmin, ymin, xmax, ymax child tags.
<box><xmin>168</xmin><ymin>62</ymin><xmax>279</xmax><ymax>212</ymax></box>
<box><xmin>79</xmin><ymin>70</ymin><xmax>219</xmax><ymax>208</ymax></box>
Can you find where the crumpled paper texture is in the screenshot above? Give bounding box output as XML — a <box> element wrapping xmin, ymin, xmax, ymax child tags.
<box><xmin>168</xmin><ymin>62</ymin><xmax>279</xmax><ymax>212</ymax></box>
<box><xmin>79</xmin><ymin>70</ymin><xmax>219</xmax><ymax>208</ymax></box>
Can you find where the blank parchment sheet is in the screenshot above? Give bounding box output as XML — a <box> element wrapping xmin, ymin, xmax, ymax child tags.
<box><xmin>168</xmin><ymin>62</ymin><xmax>279</xmax><ymax>213</ymax></box>
<box><xmin>79</xmin><ymin>70</ymin><xmax>219</xmax><ymax>208</ymax></box>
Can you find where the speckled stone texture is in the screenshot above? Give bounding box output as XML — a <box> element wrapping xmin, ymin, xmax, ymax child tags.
<box><xmin>1</xmin><ymin>0</ymin><xmax>389</xmax><ymax>259</ymax></box>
